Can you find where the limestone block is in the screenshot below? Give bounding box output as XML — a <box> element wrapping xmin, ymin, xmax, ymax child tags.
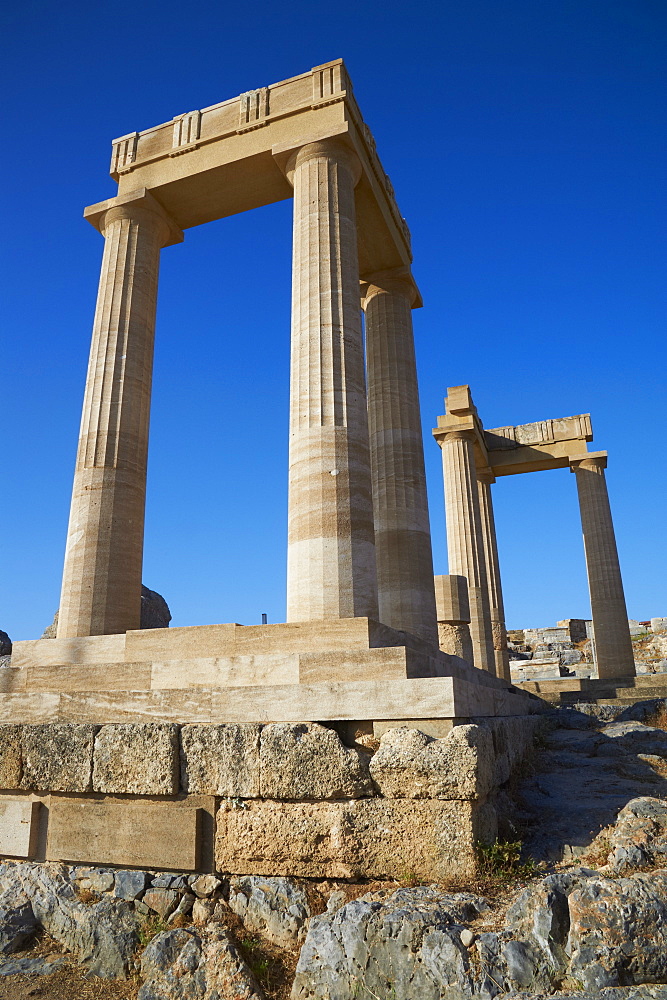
<box><xmin>47</xmin><ymin>798</ymin><xmax>201</xmax><ymax>870</ymax></box>
<box><xmin>259</xmin><ymin>723</ymin><xmax>373</xmax><ymax>799</ymax></box>
<box><xmin>0</xmin><ymin>800</ymin><xmax>40</xmax><ymax>857</ymax></box>
<box><xmin>21</xmin><ymin>724</ymin><xmax>96</xmax><ymax>792</ymax></box>
<box><xmin>0</xmin><ymin>726</ymin><xmax>22</xmax><ymax>789</ymax></box>
<box><xmin>216</xmin><ymin>798</ymin><xmax>496</xmax><ymax>880</ymax></box>
<box><xmin>438</xmin><ymin>623</ymin><xmax>473</xmax><ymax>662</ymax></box>
<box><xmin>180</xmin><ymin>724</ymin><xmax>261</xmax><ymax>797</ymax></box>
<box><xmin>434</xmin><ymin>575</ymin><xmax>470</xmax><ymax>623</ymax></box>
<box><xmin>93</xmin><ymin>724</ymin><xmax>178</xmax><ymax>795</ymax></box>
<box><xmin>369</xmin><ymin>725</ymin><xmax>494</xmax><ymax>800</ymax></box>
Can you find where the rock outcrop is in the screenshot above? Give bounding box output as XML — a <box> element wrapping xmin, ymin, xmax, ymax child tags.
<box><xmin>41</xmin><ymin>584</ymin><xmax>171</xmax><ymax>638</ymax></box>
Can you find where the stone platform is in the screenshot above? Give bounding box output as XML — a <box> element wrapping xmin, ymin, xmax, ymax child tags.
<box><xmin>513</xmin><ymin>672</ymin><xmax>667</xmax><ymax>707</ymax></box>
<box><xmin>6</xmin><ymin>619</ymin><xmax>543</xmax><ymax>727</ymax></box>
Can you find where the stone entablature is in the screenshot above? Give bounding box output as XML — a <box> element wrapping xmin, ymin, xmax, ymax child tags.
<box><xmin>107</xmin><ymin>60</ymin><xmax>413</xmax><ymax>281</ymax></box>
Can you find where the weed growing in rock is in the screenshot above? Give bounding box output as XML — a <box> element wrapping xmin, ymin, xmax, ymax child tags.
<box><xmin>137</xmin><ymin>915</ymin><xmax>168</xmax><ymax>947</ymax></box>
<box><xmin>237</xmin><ymin>933</ymin><xmax>297</xmax><ymax>1000</ymax></box>
<box><xmin>477</xmin><ymin>839</ymin><xmax>536</xmax><ymax>882</ymax></box>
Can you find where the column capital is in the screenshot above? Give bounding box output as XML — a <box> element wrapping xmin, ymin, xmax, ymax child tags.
<box><xmin>477</xmin><ymin>466</ymin><xmax>496</xmax><ymax>485</ymax></box>
<box><xmin>278</xmin><ymin>137</ymin><xmax>362</xmax><ymax>187</ymax></box>
<box><xmin>84</xmin><ymin>188</ymin><xmax>183</xmax><ymax>247</ymax></box>
<box><xmin>360</xmin><ymin>267</ymin><xmax>420</xmax><ymax>308</ymax></box>
<box><xmin>433</xmin><ymin>426</ymin><xmax>476</xmax><ymax>448</ymax></box>
<box><xmin>569</xmin><ymin>450</ymin><xmax>608</xmax><ymax>473</ymax></box>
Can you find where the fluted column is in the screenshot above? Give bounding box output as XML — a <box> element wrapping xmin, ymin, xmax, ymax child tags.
<box><xmin>363</xmin><ymin>272</ymin><xmax>437</xmax><ymax>644</ymax></box>
<box><xmin>477</xmin><ymin>469</ymin><xmax>511</xmax><ymax>681</ymax></box>
<box><xmin>57</xmin><ymin>191</ymin><xmax>180</xmax><ymax>638</ymax></box>
<box><xmin>438</xmin><ymin>431</ymin><xmax>496</xmax><ymax>674</ymax></box>
<box><xmin>571</xmin><ymin>454</ymin><xmax>635</xmax><ymax>678</ymax></box>
<box><xmin>285</xmin><ymin>140</ymin><xmax>378</xmax><ymax>621</ymax></box>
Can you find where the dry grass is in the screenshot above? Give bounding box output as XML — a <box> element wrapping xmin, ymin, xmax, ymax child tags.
<box><xmin>0</xmin><ymin>966</ymin><xmax>139</xmax><ymax>1000</ymax></box>
<box><xmin>647</xmin><ymin>704</ymin><xmax>667</xmax><ymax>732</ymax></box>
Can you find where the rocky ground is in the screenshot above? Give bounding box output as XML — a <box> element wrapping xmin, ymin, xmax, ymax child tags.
<box><xmin>0</xmin><ymin>701</ymin><xmax>666</xmax><ymax>999</ymax></box>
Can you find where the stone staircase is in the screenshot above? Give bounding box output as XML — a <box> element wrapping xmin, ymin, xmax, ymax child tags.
<box><xmin>514</xmin><ymin>672</ymin><xmax>667</xmax><ymax>707</ymax></box>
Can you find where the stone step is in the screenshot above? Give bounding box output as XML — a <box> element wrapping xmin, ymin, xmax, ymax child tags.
<box><xmin>0</xmin><ymin>675</ymin><xmax>542</xmax><ymax>726</ymax></box>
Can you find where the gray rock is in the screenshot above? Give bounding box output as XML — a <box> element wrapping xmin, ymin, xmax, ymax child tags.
<box><xmin>41</xmin><ymin>614</ymin><xmax>58</xmax><ymax>639</ymax></box>
<box><xmin>144</xmin><ymin>889</ymin><xmax>180</xmax><ymax>919</ymax></box>
<box><xmin>568</xmin><ymin>869</ymin><xmax>667</xmax><ymax>989</ymax></box>
<box><xmin>228</xmin><ymin>875</ymin><xmax>311</xmax><ymax>948</ymax></box>
<box><xmin>114</xmin><ymin>870</ymin><xmax>147</xmax><ymax>900</ymax></box>
<box><xmin>0</xmin><ymin>632</ymin><xmax>11</xmax><ymax>657</ymax></box>
<box><xmin>600</xmin><ymin>720</ymin><xmax>667</xmax><ymax>757</ymax></box>
<box><xmin>190</xmin><ymin>874</ymin><xmax>221</xmax><ymax>898</ymax></box>
<box><xmin>369</xmin><ymin>725</ymin><xmax>494</xmax><ymax>800</ymax></box>
<box><xmin>291</xmin><ymin>886</ymin><xmax>488</xmax><ymax>1000</ymax></box>
<box><xmin>180</xmin><ymin>724</ymin><xmax>261</xmax><ymax>797</ymax></box>
<box><xmin>138</xmin><ymin>923</ymin><xmax>264</xmax><ymax>1000</ymax></box>
<box><xmin>14</xmin><ymin>863</ymin><xmax>138</xmax><ymax>978</ymax></box>
<box><xmin>0</xmin><ymin>877</ymin><xmax>38</xmax><ymax>954</ymax></box>
<box><xmin>0</xmin><ymin>955</ymin><xmax>67</xmax><ymax>975</ymax></box>
<box><xmin>20</xmin><ymin>724</ymin><xmax>95</xmax><ymax>792</ymax></box>
<box><xmin>141</xmin><ymin>586</ymin><xmax>172</xmax><ymax>629</ymax></box>
<box><xmin>75</xmin><ymin>869</ymin><xmax>115</xmax><ymax>893</ymax></box>
<box><xmin>93</xmin><ymin>723</ymin><xmax>179</xmax><ymax>794</ymax></box>
<box><xmin>260</xmin><ymin>722</ymin><xmax>373</xmax><ymax>800</ymax></box>
<box><xmin>0</xmin><ymin>726</ymin><xmax>22</xmax><ymax>789</ymax></box>
<box><xmin>603</xmin><ymin>796</ymin><xmax>667</xmax><ymax>871</ymax></box>
<box><xmin>617</xmin><ymin>698</ymin><xmax>667</xmax><ymax>723</ymax></box>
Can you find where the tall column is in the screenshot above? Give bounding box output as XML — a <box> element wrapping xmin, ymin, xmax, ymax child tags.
<box><xmin>570</xmin><ymin>454</ymin><xmax>635</xmax><ymax>678</ymax></box>
<box><xmin>57</xmin><ymin>191</ymin><xmax>180</xmax><ymax>638</ymax></box>
<box><xmin>477</xmin><ymin>469</ymin><xmax>511</xmax><ymax>681</ymax></box>
<box><xmin>438</xmin><ymin>431</ymin><xmax>496</xmax><ymax>674</ymax></box>
<box><xmin>363</xmin><ymin>272</ymin><xmax>438</xmax><ymax>645</ymax></box>
<box><xmin>285</xmin><ymin>140</ymin><xmax>378</xmax><ymax>621</ymax></box>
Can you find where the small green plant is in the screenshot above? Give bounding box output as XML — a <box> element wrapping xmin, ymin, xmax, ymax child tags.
<box><xmin>238</xmin><ymin>934</ymin><xmax>284</xmax><ymax>994</ymax></box>
<box><xmin>477</xmin><ymin>839</ymin><xmax>536</xmax><ymax>880</ymax></box>
<box><xmin>138</xmin><ymin>914</ymin><xmax>168</xmax><ymax>947</ymax></box>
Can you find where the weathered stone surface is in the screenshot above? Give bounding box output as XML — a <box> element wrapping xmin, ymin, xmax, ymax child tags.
<box><xmin>601</xmin><ymin>796</ymin><xmax>667</xmax><ymax>871</ymax></box>
<box><xmin>190</xmin><ymin>874</ymin><xmax>221</xmax><ymax>898</ymax></box>
<box><xmin>114</xmin><ymin>870</ymin><xmax>147</xmax><ymax>900</ymax></box>
<box><xmin>228</xmin><ymin>876</ymin><xmax>311</xmax><ymax>947</ymax></box>
<box><xmin>368</xmin><ymin>724</ymin><xmax>493</xmax><ymax>800</ymax></box>
<box><xmin>141</xmin><ymin>586</ymin><xmax>171</xmax><ymax>629</ymax></box>
<box><xmin>260</xmin><ymin>723</ymin><xmax>373</xmax><ymax>800</ymax></box>
<box><xmin>217</xmin><ymin>798</ymin><xmax>495</xmax><ymax>879</ymax></box>
<box><xmin>93</xmin><ymin>723</ymin><xmax>178</xmax><ymax>794</ymax></box>
<box><xmin>180</xmin><ymin>724</ymin><xmax>261</xmax><ymax>797</ymax></box>
<box><xmin>12</xmin><ymin>863</ymin><xmax>138</xmax><ymax>978</ymax></box>
<box><xmin>0</xmin><ymin>726</ymin><xmax>22</xmax><ymax>789</ymax></box>
<box><xmin>568</xmin><ymin>870</ymin><xmax>667</xmax><ymax>989</ymax></box>
<box><xmin>40</xmin><ymin>614</ymin><xmax>58</xmax><ymax>639</ymax></box>
<box><xmin>600</xmin><ymin>720</ymin><xmax>667</xmax><ymax>757</ymax></box>
<box><xmin>291</xmin><ymin>886</ymin><xmax>487</xmax><ymax>1000</ymax></box>
<box><xmin>0</xmin><ymin>871</ymin><xmax>38</xmax><ymax>954</ymax></box>
<box><xmin>144</xmin><ymin>888</ymin><xmax>179</xmax><ymax>919</ymax></box>
<box><xmin>139</xmin><ymin>923</ymin><xmax>264</xmax><ymax>1000</ymax></box>
<box><xmin>21</xmin><ymin>724</ymin><xmax>95</xmax><ymax>792</ymax></box>
<box><xmin>74</xmin><ymin>868</ymin><xmax>114</xmax><ymax>893</ymax></box>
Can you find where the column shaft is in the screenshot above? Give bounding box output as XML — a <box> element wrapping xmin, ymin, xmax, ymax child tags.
<box><xmin>57</xmin><ymin>195</ymin><xmax>174</xmax><ymax>637</ymax></box>
<box><xmin>286</xmin><ymin>141</ymin><xmax>378</xmax><ymax>621</ymax></box>
<box><xmin>572</xmin><ymin>456</ymin><xmax>635</xmax><ymax>678</ymax></box>
<box><xmin>440</xmin><ymin>433</ymin><xmax>496</xmax><ymax>673</ymax></box>
<box><xmin>477</xmin><ymin>473</ymin><xmax>511</xmax><ymax>681</ymax></box>
<box><xmin>364</xmin><ymin>277</ymin><xmax>438</xmax><ymax>644</ymax></box>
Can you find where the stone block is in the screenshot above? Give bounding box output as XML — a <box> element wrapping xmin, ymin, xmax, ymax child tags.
<box><xmin>0</xmin><ymin>727</ymin><xmax>22</xmax><ymax>789</ymax></box>
<box><xmin>21</xmin><ymin>724</ymin><xmax>96</xmax><ymax>792</ymax></box>
<box><xmin>216</xmin><ymin>798</ymin><xmax>495</xmax><ymax>880</ymax></box>
<box><xmin>0</xmin><ymin>800</ymin><xmax>40</xmax><ymax>857</ymax></box>
<box><xmin>180</xmin><ymin>724</ymin><xmax>261</xmax><ymax>796</ymax></box>
<box><xmin>93</xmin><ymin>724</ymin><xmax>179</xmax><ymax>794</ymax></box>
<box><xmin>259</xmin><ymin>723</ymin><xmax>373</xmax><ymax>799</ymax></box>
<box><xmin>368</xmin><ymin>725</ymin><xmax>494</xmax><ymax>800</ymax></box>
<box><xmin>434</xmin><ymin>575</ymin><xmax>470</xmax><ymax>623</ymax></box>
<box><xmin>47</xmin><ymin>798</ymin><xmax>201</xmax><ymax>870</ymax></box>
<box><xmin>114</xmin><ymin>870</ymin><xmax>147</xmax><ymax>900</ymax></box>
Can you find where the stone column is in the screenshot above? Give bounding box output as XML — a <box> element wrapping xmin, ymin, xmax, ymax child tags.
<box><xmin>570</xmin><ymin>454</ymin><xmax>635</xmax><ymax>678</ymax></box>
<box><xmin>57</xmin><ymin>191</ymin><xmax>180</xmax><ymax>638</ymax></box>
<box><xmin>434</xmin><ymin>574</ymin><xmax>474</xmax><ymax>663</ymax></box>
<box><xmin>438</xmin><ymin>431</ymin><xmax>496</xmax><ymax>674</ymax></box>
<box><xmin>477</xmin><ymin>469</ymin><xmax>511</xmax><ymax>681</ymax></box>
<box><xmin>363</xmin><ymin>272</ymin><xmax>438</xmax><ymax>645</ymax></box>
<box><xmin>285</xmin><ymin>140</ymin><xmax>378</xmax><ymax>621</ymax></box>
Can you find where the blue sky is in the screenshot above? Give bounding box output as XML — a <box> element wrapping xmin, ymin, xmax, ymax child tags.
<box><xmin>2</xmin><ymin>0</ymin><xmax>665</xmax><ymax>640</ymax></box>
